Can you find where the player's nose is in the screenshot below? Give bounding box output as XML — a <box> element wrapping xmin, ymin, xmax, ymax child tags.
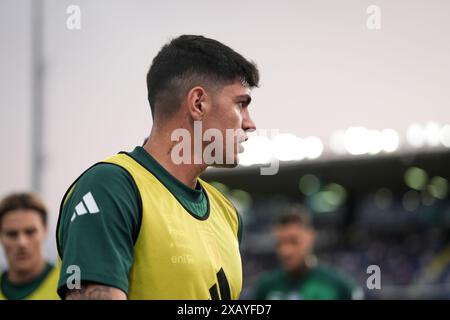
<box><xmin>242</xmin><ymin>108</ymin><xmax>256</xmax><ymax>132</ymax></box>
<box><xmin>16</xmin><ymin>233</ymin><xmax>28</xmax><ymax>247</ymax></box>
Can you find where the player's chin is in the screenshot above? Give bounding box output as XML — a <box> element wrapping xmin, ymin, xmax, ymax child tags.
<box><xmin>13</xmin><ymin>259</ymin><xmax>34</xmax><ymax>273</ymax></box>
<box><xmin>211</xmin><ymin>161</ymin><xmax>238</xmax><ymax>169</ymax></box>
<box><xmin>211</xmin><ymin>155</ymin><xmax>239</xmax><ymax>168</ymax></box>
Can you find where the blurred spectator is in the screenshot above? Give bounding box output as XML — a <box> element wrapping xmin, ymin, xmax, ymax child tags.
<box><xmin>0</xmin><ymin>192</ymin><xmax>59</xmax><ymax>300</ymax></box>
<box><xmin>252</xmin><ymin>204</ymin><xmax>363</xmax><ymax>300</ymax></box>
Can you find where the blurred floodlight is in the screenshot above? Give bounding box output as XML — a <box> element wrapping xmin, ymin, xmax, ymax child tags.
<box><xmin>428</xmin><ymin>176</ymin><xmax>449</xmax><ymax>200</ymax></box>
<box><xmin>299</xmin><ymin>174</ymin><xmax>321</xmax><ymax>196</ymax></box>
<box><xmin>406</xmin><ymin>123</ymin><xmax>425</xmax><ymax>148</ymax></box>
<box><xmin>381</xmin><ymin>129</ymin><xmax>400</xmax><ymax>153</ymax></box>
<box><xmin>304</xmin><ymin>136</ymin><xmax>323</xmax><ymax>159</ymax></box>
<box><xmin>272</xmin><ymin>133</ymin><xmax>305</xmax><ymax>161</ymax></box>
<box><xmin>368</xmin><ymin>130</ymin><xmax>383</xmax><ymax>155</ymax></box>
<box><xmin>294</xmin><ymin>138</ymin><xmax>307</xmax><ymax>160</ymax></box>
<box><xmin>330</xmin><ymin>130</ymin><xmax>346</xmax><ymax>155</ymax></box>
<box><xmin>239</xmin><ymin>135</ymin><xmax>273</xmax><ymax>166</ymax></box>
<box><xmin>440</xmin><ymin>124</ymin><xmax>450</xmax><ymax>147</ymax></box>
<box><xmin>424</xmin><ymin>122</ymin><xmax>441</xmax><ymax>147</ymax></box>
<box><xmin>344</xmin><ymin>126</ymin><xmax>369</xmax><ymax>155</ymax></box>
<box><xmin>311</xmin><ymin>192</ymin><xmax>337</xmax><ymax>213</ymax></box>
<box><xmin>404</xmin><ymin>167</ymin><xmax>428</xmax><ymax>191</ymax></box>
<box><xmin>342</xmin><ymin>127</ymin><xmax>399</xmax><ymax>155</ymax></box>
<box><xmin>322</xmin><ymin>183</ymin><xmax>347</xmax><ymax>206</ymax></box>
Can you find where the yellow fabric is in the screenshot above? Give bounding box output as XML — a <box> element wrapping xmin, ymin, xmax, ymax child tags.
<box><xmin>104</xmin><ymin>153</ymin><xmax>242</xmax><ymax>300</ymax></box>
<box><xmin>0</xmin><ymin>267</ymin><xmax>60</xmax><ymax>300</ymax></box>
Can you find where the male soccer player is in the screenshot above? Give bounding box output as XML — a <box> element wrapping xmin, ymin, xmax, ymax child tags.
<box><xmin>253</xmin><ymin>205</ymin><xmax>363</xmax><ymax>300</ymax></box>
<box><xmin>0</xmin><ymin>193</ymin><xmax>60</xmax><ymax>300</ymax></box>
<box><xmin>57</xmin><ymin>35</ymin><xmax>259</xmax><ymax>300</ymax></box>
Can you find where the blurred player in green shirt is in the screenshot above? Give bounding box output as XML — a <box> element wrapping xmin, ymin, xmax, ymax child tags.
<box><xmin>0</xmin><ymin>193</ymin><xmax>59</xmax><ymax>300</ymax></box>
<box><xmin>253</xmin><ymin>205</ymin><xmax>363</xmax><ymax>300</ymax></box>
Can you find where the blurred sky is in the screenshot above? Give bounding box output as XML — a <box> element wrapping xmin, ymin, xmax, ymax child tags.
<box><xmin>0</xmin><ymin>0</ymin><xmax>449</xmax><ymax>264</ymax></box>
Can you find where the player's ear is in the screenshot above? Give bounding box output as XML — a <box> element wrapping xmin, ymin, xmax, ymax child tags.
<box><xmin>186</xmin><ymin>86</ymin><xmax>208</xmax><ymax>121</ymax></box>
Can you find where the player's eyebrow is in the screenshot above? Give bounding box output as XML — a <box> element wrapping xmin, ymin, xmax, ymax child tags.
<box><xmin>235</xmin><ymin>94</ymin><xmax>252</xmax><ymax>105</ymax></box>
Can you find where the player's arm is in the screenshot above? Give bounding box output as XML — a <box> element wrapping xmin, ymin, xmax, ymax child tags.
<box><xmin>57</xmin><ymin>163</ymin><xmax>141</xmax><ymax>300</ymax></box>
<box><xmin>65</xmin><ymin>283</ymin><xmax>126</xmax><ymax>300</ymax></box>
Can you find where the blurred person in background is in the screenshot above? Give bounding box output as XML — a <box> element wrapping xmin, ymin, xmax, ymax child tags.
<box><xmin>0</xmin><ymin>192</ymin><xmax>59</xmax><ymax>300</ymax></box>
<box><xmin>253</xmin><ymin>204</ymin><xmax>363</xmax><ymax>300</ymax></box>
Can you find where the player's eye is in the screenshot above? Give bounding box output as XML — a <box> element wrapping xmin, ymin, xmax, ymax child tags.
<box><xmin>237</xmin><ymin>101</ymin><xmax>247</xmax><ymax>109</ymax></box>
<box><xmin>5</xmin><ymin>231</ymin><xmax>18</xmax><ymax>238</ymax></box>
<box><xmin>25</xmin><ymin>228</ymin><xmax>37</xmax><ymax>236</ymax></box>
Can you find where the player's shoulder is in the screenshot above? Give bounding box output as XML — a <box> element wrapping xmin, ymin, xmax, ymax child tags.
<box><xmin>313</xmin><ymin>264</ymin><xmax>363</xmax><ymax>299</ymax></box>
<box><xmin>61</xmin><ymin>161</ymin><xmax>140</xmax><ymax>213</ymax></box>
<box><xmin>78</xmin><ymin>161</ymin><xmax>135</xmax><ymax>185</ymax></box>
<box><xmin>65</xmin><ymin>161</ymin><xmax>140</xmax><ymax>198</ymax></box>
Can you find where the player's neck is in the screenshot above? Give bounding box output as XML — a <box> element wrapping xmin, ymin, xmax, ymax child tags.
<box><xmin>143</xmin><ymin>133</ymin><xmax>206</xmax><ymax>190</ymax></box>
<box><xmin>8</xmin><ymin>257</ymin><xmax>46</xmax><ymax>285</ymax></box>
<box><xmin>286</xmin><ymin>262</ymin><xmax>310</xmax><ymax>279</ymax></box>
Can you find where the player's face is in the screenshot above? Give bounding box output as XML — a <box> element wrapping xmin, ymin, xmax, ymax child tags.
<box><xmin>274</xmin><ymin>224</ymin><xmax>315</xmax><ymax>272</ymax></box>
<box><xmin>0</xmin><ymin>210</ymin><xmax>47</xmax><ymax>274</ymax></box>
<box><xmin>204</xmin><ymin>80</ymin><xmax>256</xmax><ymax>167</ymax></box>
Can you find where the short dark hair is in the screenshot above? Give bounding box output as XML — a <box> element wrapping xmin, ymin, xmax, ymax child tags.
<box><xmin>146</xmin><ymin>35</ymin><xmax>260</xmax><ymax>117</ymax></box>
<box><xmin>275</xmin><ymin>204</ymin><xmax>312</xmax><ymax>229</ymax></box>
<box><xmin>0</xmin><ymin>192</ymin><xmax>47</xmax><ymax>229</ymax></box>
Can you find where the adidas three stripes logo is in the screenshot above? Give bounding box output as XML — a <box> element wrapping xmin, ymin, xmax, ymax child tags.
<box><xmin>70</xmin><ymin>192</ymin><xmax>100</xmax><ymax>222</ymax></box>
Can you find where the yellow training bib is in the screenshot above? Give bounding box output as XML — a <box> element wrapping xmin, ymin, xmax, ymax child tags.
<box><xmin>104</xmin><ymin>153</ymin><xmax>242</xmax><ymax>300</ymax></box>
<box><xmin>0</xmin><ymin>267</ymin><xmax>60</xmax><ymax>300</ymax></box>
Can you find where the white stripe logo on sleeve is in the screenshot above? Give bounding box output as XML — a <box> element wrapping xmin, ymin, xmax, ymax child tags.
<box><xmin>70</xmin><ymin>192</ymin><xmax>100</xmax><ymax>222</ymax></box>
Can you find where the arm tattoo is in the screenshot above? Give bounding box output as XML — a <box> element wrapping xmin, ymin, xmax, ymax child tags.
<box><xmin>65</xmin><ymin>285</ymin><xmax>114</xmax><ymax>300</ymax></box>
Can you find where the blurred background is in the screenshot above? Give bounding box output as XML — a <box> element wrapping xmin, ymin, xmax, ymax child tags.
<box><xmin>1</xmin><ymin>0</ymin><xmax>449</xmax><ymax>299</ymax></box>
